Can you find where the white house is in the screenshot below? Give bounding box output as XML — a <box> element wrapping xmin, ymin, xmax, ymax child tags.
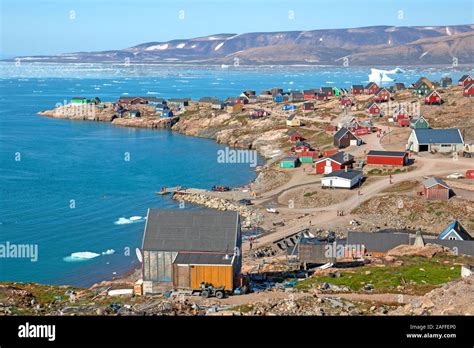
<box><xmin>321</xmin><ymin>170</ymin><xmax>363</xmax><ymax>189</ymax></box>
<box><xmin>407</xmin><ymin>128</ymin><xmax>464</xmax><ymax>153</ymax></box>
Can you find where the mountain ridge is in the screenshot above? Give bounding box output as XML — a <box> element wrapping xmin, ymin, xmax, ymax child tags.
<box><xmin>8</xmin><ymin>24</ymin><xmax>474</xmax><ymax>66</ymax></box>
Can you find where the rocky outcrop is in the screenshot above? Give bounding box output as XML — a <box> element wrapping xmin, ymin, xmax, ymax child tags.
<box><xmin>172</xmin><ymin>192</ymin><xmax>259</xmax><ymax>227</ymax></box>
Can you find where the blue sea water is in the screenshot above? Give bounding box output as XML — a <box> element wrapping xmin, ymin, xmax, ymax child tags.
<box><xmin>0</xmin><ymin>63</ymin><xmax>469</xmax><ymax>286</ymax></box>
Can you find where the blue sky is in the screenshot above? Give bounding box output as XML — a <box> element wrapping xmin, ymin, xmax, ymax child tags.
<box><xmin>1</xmin><ymin>0</ymin><xmax>473</xmax><ymax>56</ymax></box>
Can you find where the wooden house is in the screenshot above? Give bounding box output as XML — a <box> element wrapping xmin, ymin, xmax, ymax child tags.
<box><xmin>289</xmin><ymin>91</ymin><xmax>304</xmax><ymax>102</ymax></box>
<box><xmin>423</xmin><ymin>177</ymin><xmax>452</xmax><ymax>200</ymax></box>
<box><xmin>438</xmin><ymin>220</ymin><xmax>472</xmax><ymax>241</ymax></box>
<box><xmin>332</xmin><ymin>87</ymin><xmax>340</xmax><ymax>97</ymax></box>
<box><xmin>366</xmin><ymin>151</ymin><xmax>408</xmax><ymax>167</ymax></box>
<box><xmin>350</xmin><ymin>85</ymin><xmax>364</xmax><ymax>95</ymax></box>
<box><xmin>315</xmin><ymin>92</ymin><xmax>328</xmax><ymax>101</ymax></box>
<box><xmin>249</xmin><ymin>109</ymin><xmax>269</xmax><ymax>118</ymax></box>
<box><xmin>314</xmin><ymin>151</ymin><xmax>354</xmax><ymax>174</ymax></box>
<box><xmin>141</xmin><ymin>209</ymin><xmax>241</xmax><ymax>294</ymax></box>
<box><xmin>410</xmin><ymin>116</ymin><xmax>430</xmax><ymax>129</ymax></box>
<box><xmin>297</xmin><ymin>151</ymin><xmax>319</xmax><ymax>163</ymax></box>
<box><xmin>156</xmin><ymin>105</ymin><xmax>173</xmax><ymax>117</ymax></box>
<box><xmin>273</xmin><ymin>93</ymin><xmax>283</xmax><ymax>103</ymax></box>
<box><xmin>303</xmin><ymin>89</ymin><xmax>317</xmax><ymax>99</ymax></box>
<box><xmin>226</xmin><ymin>102</ymin><xmax>243</xmax><ymax>112</ymax></box>
<box><xmin>458</xmin><ymin>74</ymin><xmax>474</xmax><ymax>87</ymax></box>
<box><xmin>339</xmin><ymin>96</ymin><xmax>353</xmax><ymax>107</ymax></box>
<box><xmin>320</xmin><ymin>87</ymin><xmax>334</xmax><ymax>97</ymax></box>
<box><xmin>288</xmin><ymin>131</ymin><xmax>304</xmax><ymax>142</ymax></box>
<box><xmin>259</xmin><ymin>90</ymin><xmax>273</xmax><ymax>100</ymax></box>
<box><xmin>424</xmin><ymin>90</ymin><xmax>442</xmax><ymax>105</ymax></box>
<box><xmin>441</xmin><ymin>77</ymin><xmax>452</xmax><ymax>88</ymax></box>
<box><xmin>333</xmin><ymin>127</ymin><xmax>360</xmax><ymax>148</ymax></box>
<box><xmin>321</xmin><ymin>169</ymin><xmax>363</xmax><ymax>189</ymax></box>
<box><xmin>168</xmin><ymin>98</ymin><xmax>190</xmax><ymax>107</ymax></box>
<box><xmin>463</xmin><ymin>82</ymin><xmax>474</xmax><ymax>97</ymax></box>
<box><xmin>365</xmin><ymin>100</ymin><xmax>381</xmax><ymax>116</ymax></box>
<box><xmin>118</xmin><ymin>96</ymin><xmax>148</xmax><ymax>105</ymax></box>
<box><xmin>280</xmin><ymin>155</ymin><xmax>299</xmax><ymax>168</ymax></box>
<box><xmin>373</xmin><ymin>87</ymin><xmax>391</xmax><ymax>102</ymax></box>
<box><xmin>199</xmin><ymin>97</ymin><xmax>221</xmax><ymax>107</ymax></box>
<box><xmin>286</xmin><ymin>114</ymin><xmax>301</xmax><ymax>127</ymax></box>
<box><xmin>271</xmin><ymin>87</ymin><xmax>283</xmax><ymax>95</ymax></box>
<box><xmin>302</xmin><ymin>102</ymin><xmax>314</xmax><ymax>111</ymax></box>
<box><xmin>146</xmin><ymin>97</ymin><xmax>167</xmax><ymax>106</ymax></box>
<box><xmin>364</xmin><ymin>82</ymin><xmax>379</xmax><ymax>95</ymax></box>
<box><xmin>413</xmin><ymin>77</ymin><xmax>434</xmax><ymax>95</ymax></box>
<box><xmin>392</xmin><ymin>83</ymin><xmax>406</xmax><ymax>91</ymax></box>
<box><xmin>71</xmin><ymin>97</ymin><xmax>91</xmax><ymax>104</ymax></box>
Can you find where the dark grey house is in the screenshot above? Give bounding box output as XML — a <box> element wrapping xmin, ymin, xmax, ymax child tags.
<box><xmin>141</xmin><ymin>209</ymin><xmax>241</xmax><ymax>294</ymax></box>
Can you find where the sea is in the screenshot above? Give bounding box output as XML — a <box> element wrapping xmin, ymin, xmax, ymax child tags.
<box><xmin>0</xmin><ymin>62</ymin><xmax>469</xmax><ymax>287</ymax></box>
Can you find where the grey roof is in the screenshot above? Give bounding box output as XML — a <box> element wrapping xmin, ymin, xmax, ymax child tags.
<box><xmin>324</xmin><ymin>169</ymin><xmax>362</xmax><ymax>179</ymax></box>
<box><xmin>328</xmin><ymin>151</ymin><xmax>354</xmax><ymax>164</ymax></box>
<box><xmin>282</xmin><ymin>155</ymin><xmax>299</xmax><ymax>161</ymax></box>
<box><xmin>413</xmin><ymin>128</ymin><xmax>463</xmax><ymax>144</ymax></box>
<box><xmin>142</xmin><ymin>209</ymin><xmax>239</xmax><ymax>252</ymax></box>
<box><xmin>321</xmin><ymin>87</ymin><xmax>333</xmax><ymax>93</ymax></box>
<box><xmin>367</xmin><ymin>150</ymin><xmax>406</xmax><ymax>157</ymax></box>
<box><xmin>334</xmin><ymin>127</ymin><xmax>356</xmax><ymax>141</ymax></box>
<box><xmin>347</xmin><ymin>231</ymin><xmax>410</xmax><ymax>253</ymax></box>
<box><xmin>423</xmin><ymin>177</ymin><xmax>450</xmax><ymax>189</ymax></box>
<box><xmin>351</xmin><ymin>85</ymin><xmax>364</xmax><ymax>90</ymax></box>
<box><xmin>174</xmin><ymin>252</ymin><xmax>234</xmax><ymax>265</ymax></box>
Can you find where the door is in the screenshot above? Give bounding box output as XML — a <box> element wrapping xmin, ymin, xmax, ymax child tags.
<box><xmin>176</xmin><ymin>265</ymin><xmax>190</xmax><ymax>288</ymax></box>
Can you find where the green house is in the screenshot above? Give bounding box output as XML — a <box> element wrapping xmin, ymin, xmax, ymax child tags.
<box><xmin>71</xmin><ymin>97</ymin><xmax>91</xmax><ymax>104</ymax></box>
<box><xmin>410</xmin><ymin>116</ymin><xmax>430</xmax><ymax>129</ymax></box>
<box><xmin>280</xmin><ymin>155</ymin><xmax>299</xmax><ymax>168</ymax></box>
<box><xmin>332</xmin><ymin>87</ymin><xmax>340</xmax><ymax>97</ymax></box>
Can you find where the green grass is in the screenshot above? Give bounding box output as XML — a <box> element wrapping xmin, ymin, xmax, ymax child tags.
<box><xmin>295</xmin><ymin>256</ymin><xmax>466</xmax><ymax>295</ymax></box>
<box><xmin>230</xmin><ymin>304</ymin><xmax>254</xmax><ymax>313</ymax></box>
<box><xmin>303</xmin><ymin>192</ymin><xmax>316</xmax><ymax>197</ymax></box>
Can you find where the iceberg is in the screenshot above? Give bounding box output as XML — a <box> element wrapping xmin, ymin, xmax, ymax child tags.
<box><xmin>368</xmin><ymin>67</ymin><xmax>405</xmax><ymax>83</ymax></box>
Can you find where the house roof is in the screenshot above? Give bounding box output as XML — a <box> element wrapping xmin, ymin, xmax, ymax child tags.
<box><xmin>142</xmin><ymin>209</ymin><xmax>239</xmax><ymax>252</ymax></box>
<box><xmin>174</xmin><ymin>252</ymin><xmax>234</xmax><ymax>265</ymax></box>
<box><xmin>366</xmin><ymin>100</ymin><xmax>379</xmax><ymax>108</ymax></box>
<box><xmin>351</xmin><ymin>85</ymin><xmax>364</xmax><ymax>90</ymax></box>
<box><xmin>282</xmin><ymin>155</ymin><xmax>299</xmax><ymax>161</ymax></box>
<box><xmin>365</xmin><ymin>82</ymin><xmax>377</xmax><ymax>89</ymax></box>
<box><xmin>199</xmin><ymin>97</ymin><xmax>222</xmax><ymax>103</ymax></box>
<box><xmin>287</xmin><ymin>114</ymin><xmax>297</xmax><ymax>121</ymax></box>
<box><xmin>464</xmin><ymin>82</ymin><xmax>474</xmax><ymax>90</ymax></box>
<box><xmin>459</xmin><ymin>74</ymin><xmax>472</xmax><ymax>82</ymax></box>
<box><xmin>315</xmin><ymin>151</ymin><xmax>353</xmax><ymax>164</ymax></box>
<box><xmin>423</xmin><ymin>177</ymin><xmax>450</xmax><ymax>189</ymax></box>
<box><xmin>324</xmin><ymin>169</ymin><xmax>363</xmax><ymax>180</ymax></box>
<box><xmin>425</xmin><ymin>90</ymin><xmax>440</xmax><ymax>98</ymax></box>
<box><xmin>412</xmin><ymin>128</ymin><xmax>463</xmax><ymax>144</ymax></box>
<box><xmin>334</xmin><ymin>127</ymin><xmax>357</xmax><ymax>141</ymax></box>
<box><xmin>375</xmin><ymin>87</ymin><xmax>390</xmax><ymax>95</ymax></box>
<box><xmin>321</xmin><ymin>87</ymin><xmax>333</xmax><ymax>93</ymax></box>
<box><xmin>414</xmin><ymin>77</ymin><xmax>434</xmax><ymax>89</ymax></box>
<box><xmin>438</xmin><ymin>220</ymin><xmax>473</xmax><ymax>240</ymax></box>
<box><xmin>367</xmin><ymin>150</ymin><xmax>406</xmax><ymax>157</ymax></box>
<box><xmin>303</xmin><ymin>89</ymin><xmax>316</xmax><ymax>94</ymax></box>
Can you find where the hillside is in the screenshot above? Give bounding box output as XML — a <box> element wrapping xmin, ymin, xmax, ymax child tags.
<box><xmin>9</xmin><ymin>24</ymin><xmax>474</xmax><ymax>66</ymax></box>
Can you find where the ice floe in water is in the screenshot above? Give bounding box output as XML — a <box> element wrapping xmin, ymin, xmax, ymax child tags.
<box><xmin>63</xmin><ymin>251</ymin><xmax>100</xmax><ymax>262</ymax></box>
<box><xmin>368</xmin><ymin>67</ymin><xmax>405</xmax><ymax>83</ymax></box>
<box><xmin>102</xmin><ymin>249</ymin><xmax>115</xmax><ymax>255</ymax></box>
<box><xmin>114</xmin><ymin>216</ymin><xmax>145</xmax><ymax>225</ymax></box>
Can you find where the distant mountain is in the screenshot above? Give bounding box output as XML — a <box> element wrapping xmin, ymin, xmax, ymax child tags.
<box><xmin>9</xmin><ymin>25</ymin><xmax>474</xmax><ymax>66</ymax></box>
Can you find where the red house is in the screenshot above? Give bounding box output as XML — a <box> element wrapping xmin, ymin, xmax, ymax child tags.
<box><xmin>398</xmin><ymin>118</ymin><xmax>410</xmax><ymax>127</ymax></box>
<box><xmin>320</xmin><ymin>87</ymin><xmax>334</xmax><ymax>97</ymax></box>
<box><xmin>463</xmin><ymin>83</ymin><xmax>474</xmax><ymax>97</ymax></box>
<box><xmin>339</xmin><ymin>96</ymin><xmax>353</xmax><ymax>107</ymax></box>
<box><xmin>364</xmin><ymin>82</ymin><xmax>379</xmax><ymax>95</ymax></box>
<box><xmin>314</xmin><ymin>152</ymin><xmax>354</xmax><ymax>174</ymax></box>
<box><xmin>289</xmin><ymin>132</ymin><xmax>305</xmax><ymax>142</ymax></box>
<box><xmin>302</xmin><ymin>102</ymin><xmax>314</xmax><ymax>111</ymax></box>
<box><xmin>423</xmin><ymin>177</ymin><xmax>452</xmax><ymax>200</ymax></box>
<box><xmin>118</xmin><ymin>96</ymin><xmax>148</xmax><ymax>105</ymax></box>
<box><xmin>466</xmin><ymin>170</ymin><xmax>474</xmax><ymax>179</ymax></box>
<box><xmin>366</xmin><ymin>151</ymin><xmax>408</xmax><ymax>166</ymax></box>
<box><xmin>366</xmin><ymin>101</ymin><xmax>381</xmax><ymax>115</ymax></box>
<box><xmin>350</xmin><ymin>85</ymin><xmax>364</xmax><ymax>95</ymax></box>
<box><xmin>458</xmin><ymin>74</ymin><xmax>474</xmax><ymax>87</ymax></box>
<box><xmin>373</xmin><ymin>87</ymin><xmax>391</xmax><ymax>102</ymax></box>
<box><xmin>424</xmin><ymin>90</ymin><xmax>442</xmax><ymax>105</ymax></box>
<box><xmin>315</xmin><ymin>93</ymin><xmax>328</xmax><ymax>101</ymax></box>
<box><xmin>393</xmin><ymin>107</ymin><xmax>410</xmax><ymax>121</ymax></box>
<box><xmin>322</xmin><ymin>148</ymin><xmax>338</xmax><ymax>157</ymax></box>
<box><xmin>303</xmin><ymin>90</ymin><xmax>317</xmax><ymax>99</ymax></box>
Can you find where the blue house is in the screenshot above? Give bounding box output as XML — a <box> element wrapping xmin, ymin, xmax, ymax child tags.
<box><xmin>282</xmin><ymin>104</ymin><xmax>297</xmax><ymax>111</ymax></box>
<box><xmin>438</xmin><ymin>220</ymin><xmax>473</xmax><ymax>241</ymax></box>
<box><xmin>274</xmin><ymin>94</ymin><xmax>283</xmax><ymax>103</ymax></box>
<box><xmin>156</xmin><ymin>105</ymin><xmax>173</xmax><ymax>118</ymax></box>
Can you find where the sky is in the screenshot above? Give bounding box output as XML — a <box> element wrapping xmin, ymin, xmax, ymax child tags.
<box><xmin>0</xmin><ymin>0</ymin><xmax>473</xmax><ymax>56</ymax></box>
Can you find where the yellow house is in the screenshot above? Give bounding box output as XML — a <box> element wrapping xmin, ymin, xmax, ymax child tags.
<box><xmin>226</xmin><ymin>103</ymin><xmax>243</xmax><ymax>113</ymax></box>
<box><xmin>286</xmin><ymin>114</ymin><xmax>301</xmax><ymax>127</ymax></box>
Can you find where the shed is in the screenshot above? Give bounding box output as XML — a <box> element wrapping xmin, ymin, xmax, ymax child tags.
<box><xmin>423</xmin><ymin>177</ymin><xmax>452</xmax><ymax>200</ymax></box>
<box><xmin>424</xmin><ymin>90</ymin><xmax>442</xmax><ymax>105</ymax></box>
<box><xmin>365</xmin><ymin>100</ymin><xmax>381</xmax><ymax>115</ymax></box>
<box><xmin>141</xmin><ymin>209</ymin><xmax>241</xmax><ymax>294</ymax></box>
<box><xmin>321</xmin><ymin>169</ymin><xmax>363</xmax><ymax>189</ymax></box>
<box><xmin>314</xmin><ymin>151</ymin><xmax>354</xmax><ymax>174</ymax></box>
<box><xmin>364</xmin><ymin>82</ymin><xmax>379</xmax><ymax>95</ymax></box>
<box><xmin>367</xmin><ymin>151</ymin><xmax>408</xmax><ymax>166</ymax></box>
<box><xmin>129</xmin><ymin>110</ymin><xmax>141</xmax><ymax>118</ymax></box>
<box><xmin>373</xmin><ymin>87</ymin><xmax>391</xmax><ymax>102</ymax></box>
<box><xmin>463</xmin><ymin>82</ymin><xmax>474</xmax><ymax>97</ymax></box>
<box><xmin>458</xmin><ymin>74</ymin><xmax>473</xmax><ymax>87</ymax></box>
<box><xmin>320</xmin><ymin>87</ymin><xmax>333</xmax><ymax>97</ymax></box>
<box><xmin>280</xmin><ymin>155</ymin><xmax>299</xmax><ymax>168</ymax></box>
<box><xmin>350</xmin><ymin>85</ymin><xmax>364</xmax><ymax>95</ymax></box>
